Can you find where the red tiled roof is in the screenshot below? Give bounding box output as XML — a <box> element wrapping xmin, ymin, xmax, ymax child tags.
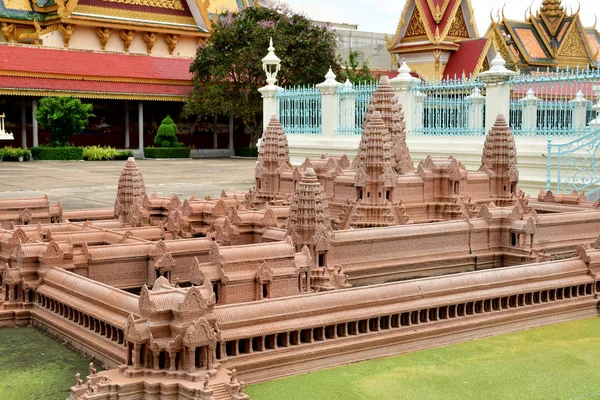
<box><xmin>0</xmin><ymin>44</ymin><xmax>193</xmax><ymax>100</ymax></box>
<box><xmin>0</xmin><ymin>76</ymin><xmax>191</xmax><ymax>100</ymax></box>
<box><xmin>0</xmin><ymin>43</ymin><xmax>193</xmax><ymax>82</ymax></box>
<box><xmin>443</xmin><ymin>38</ymin><xmax>489</xmax><ymax>79</ymax></box>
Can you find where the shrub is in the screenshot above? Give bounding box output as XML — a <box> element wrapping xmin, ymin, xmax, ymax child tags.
<box><xmin>234</xmin><ymin>147</ymin><xmax>258</xmax><ymax>157</ymax></box>
<box><xmin>144</xmin><ymin>147</ymin><xmax>190</xmax><ymax>158</ymax></box>
<box><xmin>154</xmin><ymin>116</ymin><xmax>179</xmax><ymax>148</ymax></box>
<box><xmin>35</xmin><ymin>97</ymin><xmax>94</xmax><ymax>147</ymax></box>
<box><xmin>0</xmin><ymin>146</ymin><xmax>31</xmax><ymax>161</ymax></box>
<box><xmin>31</xmin><ymin>146</ymin><xmax>83</xmax><ymax>160</ymax></box>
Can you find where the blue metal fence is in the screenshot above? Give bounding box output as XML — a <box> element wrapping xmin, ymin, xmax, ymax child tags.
<box><xmin>510</xmin><ymin>67</ymin><xmax>600</xmax><ymax>137</ymax></box>
<box><xmin>412</xmin><ymin>77</ymin><xmax>486</xmax><ymax>136</ymax></box>
<box><xmin>546</xmin><ymin>128</ymin><xmax>600</xmax><ymax>193</ymax></box>
<box><xmin>337</xmin><ymin>81</ymin><xmax>378</xmax><ymax>135</ymax></box>
<box><xmin>276</xmin><ymin>86</ymin><xmax>322</xmax><ymax>135</ymax></box>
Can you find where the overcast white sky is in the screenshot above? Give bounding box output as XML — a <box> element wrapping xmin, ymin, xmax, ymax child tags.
<box><xmin>282</xmin><ymin>0</ymin><xmax>599</xmax><ymax>34</ymax></box>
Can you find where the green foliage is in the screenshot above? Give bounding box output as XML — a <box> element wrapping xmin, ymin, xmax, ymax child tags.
<box><xmin>154</xmin><ymin>116</ymin><xmax>180</xmax><ymax>148</ymax></box>
<box><xmin>0</xmin><ymin>147</ymin><xmax>31</xmax><ymax>161</ymax></box>
<box><xmin>184</xmin><ymin>5</ymin><xmax>341</xmax><ymax>147</ymax></box>
<box><xmin>82</xmin><ymin>146</ymin><xmax>133</xmax><ymax>161</ymax></box>
<box><xmin>144</xmin><ymin>147</ymin><xmax>190</xmax><ymax>158</ymax></box>
<box><xmin>35</xmin><ymin>97</ymin><xmax>94</xmax><ymax>147</ymax></box>
<box><xmin>31</xmin><ymin>146</ymin><xmax>84</xmax><ymax>160</ymax></box>
<box><xmin>234</xmin><ymin>147</ymin><xmax>259</xmax><ymax>157</ymax></box>
<box><xmin>338</xmin><ymin>50</ymin><xmax>378</xmax><ymax>84</ymax></box>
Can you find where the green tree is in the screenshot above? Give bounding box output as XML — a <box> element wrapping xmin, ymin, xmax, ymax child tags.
<box><xmin>339</xmin><ymin>50</ymin><xmax>378</xmax><ymax>84</ymax></box>
<box><xmin>184</xmin><ymin>5</ymin><xmax>342</xmax><ymax>147</ymax></box>
<box><xmin>154</xmin><ymin>116</ymin><xmax>179</xmax><ymax>148</ymax></box>
<box><xmin>35</xmin><ymin>97</ymin><xmax>94</xmax><ymax>147</ymax></box>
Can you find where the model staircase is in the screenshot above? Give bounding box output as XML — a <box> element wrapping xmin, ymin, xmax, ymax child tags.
<box><xmin>210</xmin><ymin>382</ymin><xmax>230</xmax><ymax>400</ymax></box>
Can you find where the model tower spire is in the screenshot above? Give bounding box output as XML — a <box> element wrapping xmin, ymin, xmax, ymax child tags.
<box><xmin>287</xmin><ymin>167</ymin><xmax>332</xmax><ymax>256</ymax></box>
<box><xmin>347</xmin><ymin>111</ymin><xmax>404</xmax><ymax>228</ymax></box>
<box><xmin>356</xmin><ymin>75</ymin><xmax>413</xmax><ymax>174</ymax></box>
<box><xmin>114</xmin><ymin>157</ymin><xmax>146</xmax><ymax>222</ymax></box>
<box><xmin>480</xmin><ymin>115</ymin><xmax>519</xmax><ymax>204</ymax></box>
<box><xmin>255</xmin><ymin>114</ymin><xmax>292</xmax><ymax>203</ymax></box>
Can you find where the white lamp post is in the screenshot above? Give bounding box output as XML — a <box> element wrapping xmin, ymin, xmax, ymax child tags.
<box><xmin>261</xmin><ymin>38</ymin><xmax>281</xmax><ymax>87</ymax></box>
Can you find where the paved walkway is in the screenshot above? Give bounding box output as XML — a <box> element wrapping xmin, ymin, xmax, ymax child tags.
<box><xmin>0</xmin><ymin>158</ymin><xmax>257</xmax><ymax>210</ymax></box>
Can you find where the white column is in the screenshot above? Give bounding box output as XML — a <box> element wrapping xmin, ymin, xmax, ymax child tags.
<box><xmin>479</xmin><ymin>54</ymin><xmax>516</xmax><ymax>134</ymax></box>
<box><xmin>138</xmin><ymin>101</ymin><xmax>144</xmax><ymax>151</ymax></box>
<box><xmin>213</xmin><ymin>115</ymin><xmax>218</xmax><ymax>149</ymax></box>
<box><xmin>520</xmin><ymin>87</ymin><xmax>539</xmax><ymax>132</ymax></box>
<box><xmin>228</xmin><ymin>115</ymin><xmax>234</xmax><ymax>152</ymax></box>
<box><xmin>32</xmin><ymin>99</ymin><xmax>38</xmax><ymax>147</ymax></box>
<box><xmin>570</xmin><ymin>90</ymin><xmax>589</xmax><ymax>132</ymax></box>
<box><xmin>124</xmin><ymin>100</ymin><xmax>130</xmax><ymax>149</ymax></box>
<box><xmin>390</xmin><ymin>60</ymin><xmax>420</xmax><ymax>135</ymax></box>
<box><xmin>316</xmin><ymin>67</ymin><xmax>340</xmax><ymax>137</ymax></box>
<box><xmin>466</xmin><ymin>87</ymin><xmax>485</xmax><ymax>131</ymax></box>
<box><xmin>21</xmin><ymin>98</ymin><xmax>27</xmax><ymax>148</ymax></box>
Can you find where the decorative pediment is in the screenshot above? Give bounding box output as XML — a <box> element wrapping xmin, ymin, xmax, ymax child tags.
<box><xmin>42</xmin><ymin>241</ymin><xmax>64</xmax><ymax>262</ymax></box>
<box><xmin>120</xmin><ymin>230</ymin><xmax>133</xmax><ymax>243</ymax></box>
<box><xmin>508</xmin><ymin>165</ymin><xmax>520</xmax><ymax>182</ymax></box>
<box><xmin>19</xmin><ymin>208</ymin><xmax>32</xmax><ymax>225</ymax></box>
<box><xmin>209</xmin><ymin>241</ymin><xmax>224</xmax><ymax>267</ymax></box>
<box><xmin>154</xmin><ymin>253</ymin><xmax>176</xmax><ymax>272</ymax></box>
<box><xmin>229</xmin><ymin>208</ymin><xmax>242</xmax><ymax>226</ymax></box>
<box><xmin>178</xmin><ymin>286</ymin><xmax>210</xmax><ymax>313</ymax></box>
<box><xmin>183</xmin><ymin>317</ymin><xmax>216</xmax><ymax>346</ymax></box>
<box><xmin>139</xmin><ymin>285</ymin><xmax>153</xmax><ymax>316</ymax></box>
<box><xmin>355</xmin><ymin>167</ymin><xmax>367</xmax><ymax>187</ymax></box>
<box><xmin>168</xmin><ymin>195</ymin><xmax>181</xmax><ymax>211</ymax></box>
<box><xmin>261</xmin><ymin>208</ymin><xmax>277</xmax><ymax>228</ymax></box>
<box><xmin>508</xmin><ymin>203</ymin><xmax>524</xmax><ymax>221</ymax></box>
<box><xmin>151</xmin><ymin>240</ymin><xmax>168</xmax><ymax>259</ymax></box>
<box><xmin>477</xmin><ymin>205</ymin><xmax>493</xmax><ymax>222</ymax></box>
<box><xmin>256</xmin><ymin>261</ymin><xmax>273</xmax><ymax>283</ymax></box>
<box><xmin>181</xmin><ymin>199</ymin><xmax>193</xmax><ymax>217</ymax></box>
<box><xmin>213</xmin><ymin>199</ymin><xmax>229</xmax><ymax>217</ymax></box>
<box><xmin>190</xmin><ymin>257</ymin><xmax>206</xmax><ymax>286</ymax></box>
<box><xmin>10</xmin><ymin>228</ymin><xmax>29</xmax><ymax>246</ymax></box>
<box><xmin>544</xmin><ymin>190</ymin><xmax>556</xmax><ymax>203</ymax></box>
<box><xmin>1</xmin><ymin>263</ymin><xmax>17</xmax><ymax>285</ymax></box>
<box><xmin>523</xmin><ymin>217</ymin><xmax>536</xmax><ymax>234</ymax></box>
<box><xmin>292</xmin><ymin>167</ymin><xmax>302</xmax><ymax>182</ymax></box>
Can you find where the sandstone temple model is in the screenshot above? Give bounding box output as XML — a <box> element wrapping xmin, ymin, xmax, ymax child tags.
<box><xmin>1</xmin><ymin>76</ymin><xmax>599</xmax><ymax>399</ymax></box>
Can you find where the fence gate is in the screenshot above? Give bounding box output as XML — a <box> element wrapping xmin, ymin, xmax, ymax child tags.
<box><xmin>547</xmin><ymin>128</ymin><xmax>600</xmax><ymax>193</ymax></box>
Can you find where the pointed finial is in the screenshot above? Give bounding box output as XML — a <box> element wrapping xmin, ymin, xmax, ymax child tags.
<box><xmin>324</xmin><ymin>66</ymin><xmax>337</xmax><ymax>83</ymax></box>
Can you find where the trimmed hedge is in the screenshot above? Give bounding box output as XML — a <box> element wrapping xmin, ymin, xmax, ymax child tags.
<box><xmin>144</xmin><ymin>147</ymin><xmax>190</xmax><ymax>159</ymax></box>
<box><xmin>31</xmin><ymin>146</ymin><xmax>84</xmax><ymax>160</ymax></box>
<box><xmin>0</xmin><ymin>147</ymin><xmax>31</xmax><ymax>161</ymax></box>
<box><xmin>82</xmin><ymin>146</ymin><xmax>133</xmax><ymax>161</ymax></box>
<box><xmin>234</xmin><ymin>147</ymin><xmax>258</xmax><ymax>157</ymax></box>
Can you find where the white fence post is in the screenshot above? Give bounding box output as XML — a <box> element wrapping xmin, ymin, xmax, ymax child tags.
<box><xmin>570</xmin><ymin>90</ymin><xmax>588</xmax><ymax>131</ymax></box>
<box><xmin>466</xmin><ymin>87</ymin><xmax>485</xmax><ymax>130</ymax></box>
<box><xmin>258</xmin><ymin>39</ymin><xmax>281</xmax><ymax>132</ymax></box>
<box><xmin>390</xmin><ymin>60</ymin><xmax>419</xmax><ymax>134</ymax></box>
<box><xmin>588</xmin><ymin>85</ymin><xmax>600</xmax><ymax>129</ymax></box>
<box><xmin>479</xmin><ymin>54</ymin><xmax>516</xmax><ymax>133</ymax></box>
<box><xmin>520</xmin><ymin>87</ymin><xmax>539</xmax><ymax>131</ymax></box>
<box><xmin>316</xmin><ymin>68</ymin><xmax>340</xmax><ymax>137</ymax></box>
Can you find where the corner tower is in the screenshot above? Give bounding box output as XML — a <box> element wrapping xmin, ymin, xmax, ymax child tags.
<box><xmin>480</xmin><ymin>114</ymin><xmax>519</xmax><ymax>205</ymax></box>
<box><xmin>114</xmin><ymin>157</ymin><xmax>146</xmax><ymax>222</ymax></box>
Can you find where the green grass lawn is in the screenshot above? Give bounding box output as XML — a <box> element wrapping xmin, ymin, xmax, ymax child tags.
<box><xmin>247</xmin><ymin>317</ymin><xmax>600</xmax><ymax>400</ymax></box>
<box><xmin>0</xmin><ymin>327</ymin><xmax>101</xmax><ymax>400</ymax></box>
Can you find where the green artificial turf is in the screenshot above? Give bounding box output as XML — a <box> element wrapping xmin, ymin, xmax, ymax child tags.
<box><xmin>0</xmin><ymin>327</ymin><xmax>101</xmax><ymax>400</ymax></box>
<box><xmin>247</xmin><ymin>317</ymin><xmax>600</xmax><ymax>400</ymax></box>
